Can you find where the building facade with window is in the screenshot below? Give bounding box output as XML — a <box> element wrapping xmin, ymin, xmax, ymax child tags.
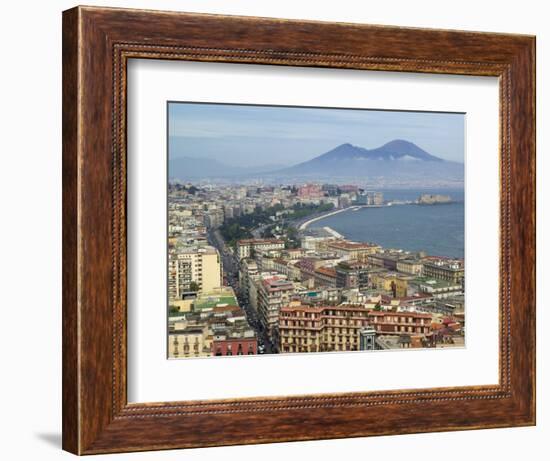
<box><xmin>422</xmin><ymin>258</ymin><xmax>465</xmax><ymax>284</ymax></box>
<box><xmin>366</xmin><ymin>311</ymin><xmax>432</xmax><ymax>336</ymax></box>
<box><xmin>257</xmin><ymin>276</ymin><xmax>296</xmax><ymax>345</ymax></box>
<box><xmin>211</xmin><ymin>334</ymin><xmax>257</xmax><ymax>356</ymax></box>
<box><xmin>278</xmin><ymin>302</ymin><xmax>373</xmax><ymax>353</ymax></box>
<box><xmin>278</xmin><ymin>303</ymin><xmax>433</xmax><ymax>354</ymax></box>
<box><xmin>237</xmin><ymin>238</ymin><xmax>285</xmax><ymax>259</ymax></box>
<box><xmin>168</xmin><ymin>245</ymin><xmax>222</xmax><ymax>299</ymax></box>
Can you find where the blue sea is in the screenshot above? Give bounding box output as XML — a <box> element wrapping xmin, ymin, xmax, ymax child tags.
<box><xmin>311</xmin><ymin>188</ymin><xmax>464</xmax><ymax>258</ymax></box>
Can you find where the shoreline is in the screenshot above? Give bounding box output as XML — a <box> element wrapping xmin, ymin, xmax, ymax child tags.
<box><xmin>298</xmin><ymin>206</ymin><xmax>353</xmax><ymax>231</ymax></box>
<box><xmin>297</xmin><ymin>204</ymin><xmax>464</xmax><ymax>258</ymax></box>
<box><xmin>298</xmin><ymin>204</ymin><xmax>388</xmax><ymax>231</ymax></box>
<box><xmin>322</xmin><ymin>226</ymin><xmax>345</xmax><ymax>239</ymax></box>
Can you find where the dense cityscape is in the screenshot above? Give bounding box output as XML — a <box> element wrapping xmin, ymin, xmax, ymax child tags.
<box><xmin>168</xmin><ymin>182</ymin><xmax>464</xmax><ymax>359</ymax></box>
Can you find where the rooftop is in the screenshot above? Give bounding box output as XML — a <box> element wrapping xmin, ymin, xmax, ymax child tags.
<box><xmin>170</xmin><ymin>326</ymin><xmax>205</xmax><ymax>335</ymax></box>
<box><xmin>423</xmin><ymin>257</ymin><xmax>464</xmax><ymax>269</ymax></box>
<box><xmin>412</xmin><ymin>277</ymin><xmax>463</xmax><ymax>289</ymax></box>
<box><xmin>315</xmin><ymin>267</ymin><xmax>337</xmax><ymax>277</ymax></box>
<box><xmin>328</xmin><ymin>241</ymin><xmax>379</xmax><ymax>250</ymax></box>
<box><xmin>280</xmin><ymin>303</ymin><xmax>371</xmax><ymax>314</ymax></box>
<box><xmin>237</xmin><ymin>238</ymin><xmax>285</xmax><ymax>245</ymax></box>
<box><xmin>171</xmin><ymin>244</ymin><xmax>218</xmax><ymax>256</ymax></box>
<box><xmin>380</xmin><ymin>293</ymin><xmax>433</xmax><ymax>303</ymax></box>
<box><xmin>368</xmin><ymin>311</ymin><xmax>432</xmax><ymax>319</ymax></box>
<box><xmin>262</xmin><ymin>277</ymin><xmax>294</xmax><ymax>291</ymax></box>
<box><xmin>195</xmin><ymin>287</ymin><xmax>238</xmax><ymax>310</ymax></box>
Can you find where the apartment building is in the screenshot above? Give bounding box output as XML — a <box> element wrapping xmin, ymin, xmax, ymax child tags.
<box><xmin>168</xmin><ymin>325</ymin><xmax>210</xmax><ymax>358</ymax></box>
<box><xmin>423</xmin><ymin>258</ymin><xmax>465</xmax><ymax>284</ymax></box>
<box><xmin>396</xmin><ymin>258</ymin><xmax>424</xmax><ymax>275</ymax></box>
<box><xmin>366</xmin><ymin>311</ymin><xmax>432</xmax><ymax>336</ymax></box>
<box><xmin>279</xmin><ymin>302</ymin><xmax>433</xmax><ymax>354</ymax></box>
<box><xmin>237</xmin><ymin>238</ymin><xmax>285</xmax><ymax>259</ymax></box>
<box><xmin>257</xmin><ymin>276</ymin><xmax>296</xmax><ymax>345</ymax></box>
<box><xmin>327</xmin><ymin>240</ymin><xmax>380</xmax><ymax>262</ymax></box>
<box><xmin>168</xmin><ymin>245</ymin><xmax>222</xmax><ymax>299</ymax></box>
<box><xmin>278</xmin><ymin>302</ymin><xmax>372</xmax><ymax>353</ymax></box>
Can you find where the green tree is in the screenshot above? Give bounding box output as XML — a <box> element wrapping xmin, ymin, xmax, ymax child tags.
<box><xmin>189</xmin><ymin>281</ymin><xmax>200</xmax><ymax>292</ymax></box>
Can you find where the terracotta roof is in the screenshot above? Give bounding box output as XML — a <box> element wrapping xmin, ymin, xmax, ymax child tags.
<box><xmin>237</xmin><ymin>238</ymin><xmax>284</xmax><ymax>245</ymax></box>
<box><xmin>368</xmin><ymin>311</ymin><xmax>432</xmax><ymax>319</ymax></box>
<box><xmin>280</xmin><ymin>304</ymin><xmax>368</xmax><ymax>314</ymax></box>
<box><xmin>280</xmin><ymin>305</ymin><xmax>324</xmax><ymax>313</ymax></box>
<box><xmin>315</xmin><ymin>267</ymin><xmax>337</xmax><ymax>277</ymax></box>
<box><xmin>262</xmin><ymin>277</ymin><xmax>293</xmax><ymax>290</ymax></box>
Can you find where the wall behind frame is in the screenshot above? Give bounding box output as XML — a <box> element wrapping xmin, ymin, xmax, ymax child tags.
<box><xmin>0</xmin><ymin>1</ymin><xmax>545</xmax><ymax>461</ymax></box>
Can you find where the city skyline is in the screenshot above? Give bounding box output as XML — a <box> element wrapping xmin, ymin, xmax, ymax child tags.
<box><xmin>167</xmin><ymin>104</ymin><xmax>465</xmax><ymax>360</ymax></box>
<box><xmin>168</xmin><ymin>102</ymin><xmax>465</xmax><ymax>169</ymax></box>
<box><xmin>168</xmin><ymin>182</ymin><xmax>465</xmax><ymax>359</ymax></box>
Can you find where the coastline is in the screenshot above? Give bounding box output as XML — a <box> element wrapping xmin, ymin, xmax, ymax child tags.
<box><xmin>322</xmin><ymin>226</ymin><xmax>344</xmax><ymax>238</ymax></box>
<box><xmin>299</xmin><ymin>202</ymin><xmax>464</xmax><ymax>259</ymax></box>
<box><xmin>298</xmin><ymin>204</ymin><xmax>387</xmax><ymax>231</ymax></box>
<box><xmin>298</xmin><ymin>206</ymin><xmax>353</xmax><ymax>231</ymax></box>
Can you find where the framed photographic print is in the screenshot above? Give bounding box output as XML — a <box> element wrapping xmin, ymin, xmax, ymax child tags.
<box><xmin>62</xmin><ymin>6</ymin><xmax>536</xmax><ymax>455</ymax></box>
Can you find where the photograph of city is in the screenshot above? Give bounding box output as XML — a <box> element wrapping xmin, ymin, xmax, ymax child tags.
<box><xmin>167</xmin><ymin>102</ymin><xmax>465</xmax><ymax>359</ymax></box>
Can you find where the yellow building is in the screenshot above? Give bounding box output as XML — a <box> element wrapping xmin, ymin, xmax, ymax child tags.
<box><xmin>370</xmin><ymin>272</ymin><xmax>411</xmax><ymax>297</ymax></box>
<box><xmin>168</xmin><ymin>325</ymin><xmax>211</xmax><ymax>358</ymax></box>
<box><xmin>168</xmin><ymin>245</ymin><xmax>222</xmax><ymax>300</ymax></box>
<box><xmin>169</xmin><ymin>298</ymin><xmax>194</xmax><ymax>313</ymax></box>
<box><xmin>327</xmin><ymin>241</ymin><xmax>380</xmax><ymax>262</ymax></box>
<box><xmin>396</xmin><ymin>259</ymin><xmax>424</xmax><ymax>276</ymax></box>
<box><xmin>237</xmin><ymin>239</ymin><xmax>285</xmax><ymax>259</ymax></box>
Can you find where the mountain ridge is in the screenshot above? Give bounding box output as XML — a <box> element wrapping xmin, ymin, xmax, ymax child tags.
<box><xmin>169</xmin><ymin>139</ymin><xmax>463</xmax><ymax>183</ymax></box>
<box><xmin>270</xmin><ymin>140</ymin><xmax>462</xmax><ymax>180</ymax></box>
<box><xmin>285</xmin><ymin>140</ymin><xmax>447</xmax><ymax>170</ymax></box>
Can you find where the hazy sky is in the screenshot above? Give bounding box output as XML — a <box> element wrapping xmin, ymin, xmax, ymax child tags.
<box><xmin>168</xmin><ymin>102</ymin><xmax>465</xmax><ymax>168</ymax></box>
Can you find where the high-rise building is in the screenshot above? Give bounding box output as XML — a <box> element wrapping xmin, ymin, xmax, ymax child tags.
<box><xmin>168</xmin><ymin>257</ymin><xmax>193</xmax><ymax>301</ymax></box>
<box><xmin>168</xmin><ymin>245</ymin><xmax>222</xmax><ymax>300</ymax></box>
<box><xmin>238</xmin><ymin>258</ymin><xmax>259</xmax><ymax>299</ymax></box>
<box><xmin>257</xmin><ymin>276</ymin><xmax>296</xmax><ymax>345</ymax></box>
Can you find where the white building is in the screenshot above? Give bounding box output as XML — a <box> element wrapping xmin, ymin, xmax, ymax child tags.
<box><xmin>236</xmin><ymin>239</ymin><xmax>285</xmax><ymax>260</ymax></box>
<box><xmin>168</xmin><ymin>245</ymin><xmax>222</xmax><ymax>299</ymax></box>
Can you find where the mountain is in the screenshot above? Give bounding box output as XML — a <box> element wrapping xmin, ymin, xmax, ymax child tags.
<box><xmin>273</xmin><ymin>140</ymin><xmax>463</xmax><ymax>181</ymax></box>
<box><xmin>169</xmin><ymin>140</ymin><xmax>464</xmax><ymax>185</ymax></box>
<box><xmin>310</xmin><ymin>140</ymin><xmax>443</xmax><ymax>163</ymax></box>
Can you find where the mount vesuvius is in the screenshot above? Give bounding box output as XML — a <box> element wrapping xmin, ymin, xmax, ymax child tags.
<box><xmin>271</xmin><ymin>140</ymin><xmax>463</xmax><ymax>181</ymax></box>
<box><xmin>168</xmin><ymin>139</ymin><xmax>464</xmax><ymax>185</ymax></box>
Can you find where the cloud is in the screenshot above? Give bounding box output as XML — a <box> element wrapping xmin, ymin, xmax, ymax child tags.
<box><xmin>168</xmin><ymin>102</ymin><xmax>464</xmax><ymax>165</ymax></box>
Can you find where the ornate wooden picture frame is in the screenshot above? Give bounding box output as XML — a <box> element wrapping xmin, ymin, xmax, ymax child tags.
<box><xmin>62</xmin><ymin>6</ymin><xmax>535</xmax><ymax>455</ymax></box>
